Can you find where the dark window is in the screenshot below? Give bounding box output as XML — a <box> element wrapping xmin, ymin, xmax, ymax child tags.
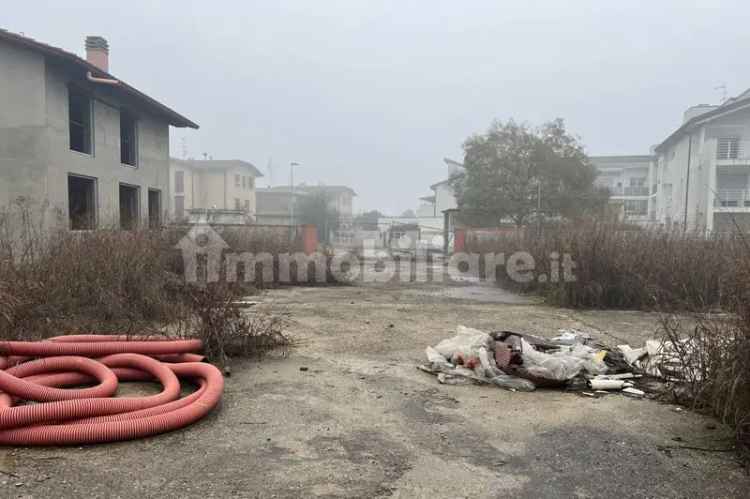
<box><xmin>119</xmin><ymin>184</ymin><xmax>140</xmax><ymax>230</ymax></box>
<box><xmin>120</xmin><ymin>112</ymin><xmax>137</xmax><ymax>166</ymax></box>
<box><xmin>69</xmin><ymin>91</ymin><xmax>92</xmax><ymax>154</ymax></box>
<box><xmin>148</xmin><ymin>189</ymin><xmax>162</xmax><ymax>229</ymax></box>
<box><xmin>234</xmin><ymin>198</ymin><xmax>241</xmax><ymax>210</ymax></box>
<box><xmin>235</xmin><ymin>174</ymin><xmax>241</xmax><ymax>187</ymax></box>
<box><xmin>68</xmin><ymin>175</ymin><xmax>97</xmax><ymax>230</ymax></box>
<box><xmin>175</xmin><ymin>195</ymin><xmax>185</xmax><ymax>221</ymax></box>
<box><xmin>242</xmin><ymin>176</ymin><xmax>247</xmax><ymax>189</ymax></box>
<box><xmin>244</xmin><ymin>199</ymin><xmax>250</xmax><ymax>212</ymax></box>
<box><xmin>175</xmin><ymin>171</ymin><xmax>185</xmax><ymax>193</ymax></box>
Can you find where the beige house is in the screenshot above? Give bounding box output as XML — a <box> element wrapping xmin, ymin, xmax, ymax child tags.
<box><xmin>0</xmin><ymin>30</ymin><xmax>197</xmax><ymax>230</ymax></box>
<box><xmin>170</xmin><ymin>159</ymin><xmax>263</xmax><ymax>223</ymax></box>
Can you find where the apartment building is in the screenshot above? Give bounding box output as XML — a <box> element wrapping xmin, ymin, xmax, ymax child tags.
<box><xmin>591</xmin><ymin>155</ymin><xmax>655</xmax><ymax>224</ymax></box>
<box><xmin>652</xmin><ymin>94</ymin><xmax>750</xmax><ymax>232</ymax></box>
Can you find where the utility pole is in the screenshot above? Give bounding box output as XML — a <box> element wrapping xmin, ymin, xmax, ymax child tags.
<box><xmin>290</xmin><ymin>162</ymin><xmax>300</xmax><ymax>240</ymax></box>
<box><xmin>537</xmin><ymin>180</ymin><xmax>543</xmax><ymax>237</ymax></box>
<box><xmin>684</xmin><ymin>135</ymin><xmax>692</xmax><ymax>231</ymax></box>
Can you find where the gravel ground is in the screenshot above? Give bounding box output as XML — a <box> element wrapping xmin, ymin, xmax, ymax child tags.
<box><xmin>1</xmin><ymin>279</ymin><xmax>748</xmax><ymax>498</ymax></box>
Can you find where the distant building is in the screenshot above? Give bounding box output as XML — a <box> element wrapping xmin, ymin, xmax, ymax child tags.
<box><xmin>653</xmin><ymin>91</ymin><xmax>750</xmax><ymax>232</ymax></box>
<box><xmin>255</xmin><ymin>188</ymin><xmax>307</xmax><ymax>226</ymax></box>
<box><xmin>416</xmin><ymin>158</ymin><xmax>462</xmax><ymax>217</ymax></box>
<box><xmin>256</xmin><ymin>184</ymin><xmax>356</xmax><ymax>227</ymax></box>
<box><xmin>591</xmin><ymin>155</ymin><xmax>656</xmax><ymax>225</ymax></box>
<box><xmin>169</xmin><ymin>159</ymin><xmax>263</xmax><ymax>224</ymax></box>
<box><xmin>0</xmin><ymin>30</ymin><xmax>197</xmax><ymax>230</ymax></box>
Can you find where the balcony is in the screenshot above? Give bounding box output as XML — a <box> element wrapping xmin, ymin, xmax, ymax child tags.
<box><xmin>610</xmin><ymin>186</ymin><xmax>650</xmax><ymax>197</ymax></box>
<box><xmin>714</xmin><ymin>189</ymin><xmax>750</xmax><ymax>209</ymax></box>
<box><xmin>715</xmin><ymin>139</ymin><xmax>750</xmax><ymax>166</ymax></box>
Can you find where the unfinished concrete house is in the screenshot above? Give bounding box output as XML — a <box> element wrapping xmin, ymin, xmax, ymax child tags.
<box><xmin>0</xmin><ymin>30</ymin><xmax>198</xmax><ymax>230</ymax></box>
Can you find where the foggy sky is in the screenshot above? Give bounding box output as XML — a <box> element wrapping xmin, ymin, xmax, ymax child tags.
<box><xmin>5</xmin><ymin>1</ymin><xmax>750</xmax><ymax>214</ymax></box>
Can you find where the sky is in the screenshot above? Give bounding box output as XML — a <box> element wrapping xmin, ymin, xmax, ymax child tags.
<box><xmin>5</xmin><ymin>1</ymin><xmax>750</xmax><ymax>214</ymax></box>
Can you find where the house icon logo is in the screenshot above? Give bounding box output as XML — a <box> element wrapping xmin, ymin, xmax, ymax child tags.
<box><xmin>175</xmin><ymin>224</ymin><xmax>229</xmax><ymax>283</ymax></box>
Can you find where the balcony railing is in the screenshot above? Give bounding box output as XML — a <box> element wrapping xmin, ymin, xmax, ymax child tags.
<box><xmin>715</xmin><ymin>189</ymin><xmax>750</xmax><ymax>208</ymax></box>
<box><xmin>611</xmin><ymin>186</ymin><xmax>649</xmax><ymax>196</ymax></box>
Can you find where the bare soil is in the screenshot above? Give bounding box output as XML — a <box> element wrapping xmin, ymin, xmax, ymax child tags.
<box><xmin>2</xmin><ymin>280</ymin><xmax>748</xmax><ymax>498</ymax></box>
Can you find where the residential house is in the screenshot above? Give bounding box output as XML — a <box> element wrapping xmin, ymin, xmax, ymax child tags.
<box><xmin>653</xmin><ymin>92</ymin><xmax>750</xmax><ymax>232</ymax></box>
<box><xmin>0</xmin><ymin>30</ymin><xmax>197</xmax><ymax>230</ymax></box>
<box><xmin>380</xmin><ymin>158</ymin><xmax>463</xmax><ymax>251</ymax></box>
<box><xmin>255</xmin><ymin>188</ymin><xmax>308</xmax><ymax>226</ymax></box>
<box><xmin>416</xmin><ymin>158</ymin><xmax>461</xmax><ymax>217</ymax></box>
<box><xmin>256</xmin><ymin>184</ymin><xmax>356</xmax><ymax>227</ymax></box>
<box><xmin>296</xmin><ymin>184</ymin><xmax>356</xmax><ymax>227</ymax></box>
<box><xmin>170</xmin><ymin>159</ymin><xmax>263</xmax><ymax>224</ymax></box>
<box><xmin>591</xmin><ymin>155</ymin><xmax>656</xmax><ymax>224</ymax></box>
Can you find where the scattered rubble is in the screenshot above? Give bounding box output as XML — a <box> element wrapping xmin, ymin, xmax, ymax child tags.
<box><xmin>419</xmin><ymin>325</ymin><xmax>683</xmax><ymax>397</ymax></box>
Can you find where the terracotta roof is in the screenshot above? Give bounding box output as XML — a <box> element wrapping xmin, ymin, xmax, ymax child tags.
<box><xmin>268</xmin><ymin>185</ymin><xmax>357</xmax><ymax>196</ymax></box>
<box><xmin>172</xmin><ymin>158</ymin><xmax>263</xmax><ymax>177</ymax></box>
<box><xmin>0</xmin><ymin>28</ymin><xmax>198</xmax><ymax>129</ymax></box>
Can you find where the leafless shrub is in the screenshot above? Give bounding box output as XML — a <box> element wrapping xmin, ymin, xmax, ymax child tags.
<box><xmin>468</xmin><ymin>220</ymin><xmax>735</xmax><ymax>310</ymax></box>
<box><xmin>0</xmin><ymin>205</ymin><xmax>290</xmax><ymax>363</ymax></box>
<box><xmin>177</xmin><ymin>283</ymin><xmax>289</xmax><ymax>368</ymax></box>
<box><xmin>657</xmin><ymin>237</ymin><xmax>750</xmax><ymax>466</ymax></box>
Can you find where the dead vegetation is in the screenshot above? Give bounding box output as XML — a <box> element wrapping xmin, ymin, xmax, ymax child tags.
<box><xmin>658</xmin><ymin>236</ymin><xmax>750</xmax><ymax>466</ymax></box>
<box><xmin>0</xmin><ymin>199</ymin><xmax>289</xmax><ymax>362</ymax></box>
<box><xmin>468</xmin><ymin>220</ymin><xmax>735</xmax><ymax>310</ymax></box>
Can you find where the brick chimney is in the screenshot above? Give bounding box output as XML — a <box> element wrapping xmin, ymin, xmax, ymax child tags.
<box><xmin>85</xmin><ymin>36</ymin><xmax>109</xmax><ymax>72</ymax></box>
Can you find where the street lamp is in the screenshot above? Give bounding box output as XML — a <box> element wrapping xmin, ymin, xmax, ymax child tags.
<box><xmin>290</xmin><ymin>162</ymin><xmax>301</xmax><ymax>238</ymax></box>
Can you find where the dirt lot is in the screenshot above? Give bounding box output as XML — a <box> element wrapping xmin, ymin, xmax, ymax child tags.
<box><xmin>2</xmin><ymin>279</ymin><xmax>749</xmax><ymax>498</ymax></box>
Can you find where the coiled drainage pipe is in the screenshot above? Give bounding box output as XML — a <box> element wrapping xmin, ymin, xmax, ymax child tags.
<box><xmin>0</xmin><ymin>336</ymin><xmax>224</xmax><ymax>445</ymax></box>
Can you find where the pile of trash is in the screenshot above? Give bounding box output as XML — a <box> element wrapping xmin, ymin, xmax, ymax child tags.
<box><xmin>419</xmin><ymin>325</ymin><xmax>685</xmax><ymax>396</ymax></box>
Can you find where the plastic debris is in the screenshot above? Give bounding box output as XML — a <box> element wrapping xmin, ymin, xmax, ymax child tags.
<box><xmin>419</xmin><ymin>326</ymin><xmax>667</xmax><ymax>398</ymax></box>
<box><xmin>622</xmin><ymin>387</ymin><xmax>645</xmax><ymax>398</ymax></box>
<box><xmin>551</xmin><ymin>329</ymin><xmax>591</xmax><ymax>345</ymax></box>
<box><xmin>589</xmin><ymin>379</ymin><xmax>626</xmax><ymax>390</ymax></box>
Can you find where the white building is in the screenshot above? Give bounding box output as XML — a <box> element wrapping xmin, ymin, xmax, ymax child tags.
<box><xmin>590</xmin><ymin>88</ymin><xmax>750</xmax><ymax>232</ymax></box>
<box><xmin>416</xmin><ymin>158</ymin><xmax>461</xmax><ymax>217</ymax></box>
<box><xmin>590</xmin><ymin>155</ymin><xmax>656</xmax><ymax>224</ymax></box>
<box><xmin>652</xmin><ymin>91</ymin><xmax>750</xmax><ymax>232</ymax></box>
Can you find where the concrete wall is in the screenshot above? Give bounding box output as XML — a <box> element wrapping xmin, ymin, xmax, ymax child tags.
<box><xmin>433</xmin><ymin>182</ymin><xmax>457</xmax><ymax>213</ymax></box>
<box><xmin>0</xmin><ymin>42</ymin><xmax>50</xmax><ymax>210</ymax></box>
<box><xmin>0</xmin><ymin>40</ymin><xmax>171</xmax><ymax>229</ymax></box>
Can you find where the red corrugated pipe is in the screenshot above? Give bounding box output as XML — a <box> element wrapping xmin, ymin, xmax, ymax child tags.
<box><xmin>0</xmin><ymin>336</ymin><xmax>223</xmax><ymax>445</ymax></box>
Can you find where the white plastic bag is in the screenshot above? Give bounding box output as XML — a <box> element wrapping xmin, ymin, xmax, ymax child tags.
<box><xmin>433</xmin><ymin>325</ymin><xmax>493</xmax><ymax>364</ymax></box>
<box><xmin>520</xmin><ymin>339</ymin><xmax>585</xmax><ymax>381</ymax></box>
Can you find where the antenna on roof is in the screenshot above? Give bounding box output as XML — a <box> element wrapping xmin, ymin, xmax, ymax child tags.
<box><xmin>715</xmin><ymin>83</ymin><xmax>728</xmax><ymax>103</ymax></box>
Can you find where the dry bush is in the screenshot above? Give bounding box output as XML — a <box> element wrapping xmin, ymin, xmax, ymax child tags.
<box><xmin>0</xmin><ymin>202</ymin><xmax>290</xmax><ymax>362</ymax></box>
<box><xmin>658</xmin><ymin>238</ymin><xmax>750</xmax><ymax>465</ymax></box>
<box><xmin>467</xmin><ymin>220</ymin><xmax>736</xmax><ymax>310</ymax></box>
<box><xmin>176</xmin><ymin>283</ymin><xmax>289</xmax><ymax>368</ymax></box>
